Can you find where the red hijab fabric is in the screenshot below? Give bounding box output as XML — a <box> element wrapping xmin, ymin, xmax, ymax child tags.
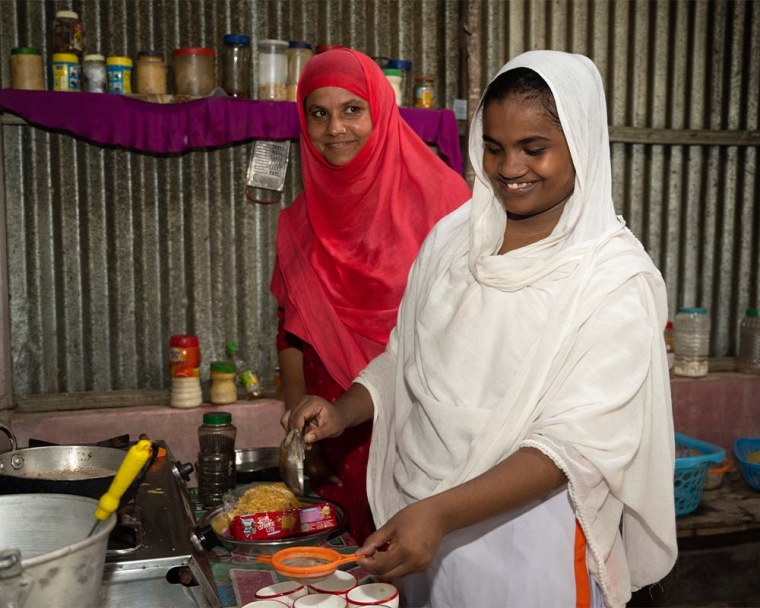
<box><xmin>272</xmin><ymin>48</ymin><xmax>471</xmax><ymax>388</ymax></box>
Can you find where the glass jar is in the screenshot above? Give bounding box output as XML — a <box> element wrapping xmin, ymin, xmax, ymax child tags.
<box><xmin>383</xmin><ymin>68</ymin><xmax>403</xmax><ymax>106</ymax></box>
<box><xmin>221</xmin><ymin>34</ymin><xmax>251</xmax><ymax>98</ymax></box>
<box><xmin>197</xmin><ymin>411</ymin><xmax>237</xmax><ymax>508</ymax></box>
<box><xmin>51</xmin><ymin>53</ymin><xmax>80</xmax><ymax>92</ymax></box>
<box><xmin>52</xmin><ymin>10</ymin><xmax>84</xmax><ymax>58</ymax></box>
<box><xmin>10</xmin><ymin>47</ymin><xmax>44</xmax><ymax>90</ymax></box>
<box><xmin>674</xmin><ymin>307</ymin><xmax>710</xmax><ymax>377</ymax></box>
<box><xmin>169</xmin><ymin>334</ymin><xmax>201</xmax><ymax>378</ymax></box>
<box><xmin>210</xmin><ymin>361</ymin><xmax>238</xmax><ymax>405</ymax></box>
<box><xmin>387</xmin><ymin>59</ymin><xmax>412</xmax><ymax>107</ymax></box>
<box><xmin>414</xmin><ymin>75</ymin><xmax>435</xmax><ymax>109</ymax></box>
<box><xmin>106</xmin><ymin>56</ymin><xmax>133</xmax><ymax>94</ymax></box>
<box><xmin>737</xmin><ymin>308</ymin><xmax>760</xmax><ymax>375</ymax></box>
<box><xmin>257</xmin><ymin>39</ymin><xmax>288</xmax><ymax>101</ymax></box>
<box><xmin>135</xmin><ymin>51</ymin><xmax>167</xmax><ymax>95</ymax></box>
<box><xmin>82</xmin><ymin>54</ymin><xmax>107</xmax><ymax>93</ymax></box>
<box><xmin>286</xmin><ymin>41</ymin><xmax>313</xmax><ymax>102</ymax></box>
<box><xmin>173</xmin><ymin>47</ymin><xmax>216</xmax><ymax>96</ymax></box>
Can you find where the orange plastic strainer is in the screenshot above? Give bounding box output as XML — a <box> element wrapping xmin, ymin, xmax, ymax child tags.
<box><xmin>256</xmin><ymin>547</ymin><xmax>360</xmax><ymax>583</ymax></box>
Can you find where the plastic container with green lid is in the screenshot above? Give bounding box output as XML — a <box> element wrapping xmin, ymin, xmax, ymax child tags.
<box><xmin>210</xmin><ymin>361</ymin><xmax>238</xmax><ymax>405</ymax></box>
<box><xmin>198</xmin><ymin>410</ymin><xmax>237</xmax><ymax>508</ymax></box>
<box><xmin>10</xmin><ymin>47</ymin><xmax>44</xmax><ymax>90</ymax></box>
<box><xmin>383</xmin><ymin>68</ymin><xmax>403</xmax><ymax>106</ymax></box>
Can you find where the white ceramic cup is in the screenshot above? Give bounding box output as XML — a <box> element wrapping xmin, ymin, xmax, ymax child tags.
<box><xmin>346</xmin><ymin>583</ymin><xmax>399</xmax><ymax>608</ymax></box>
<box><xmin>294</xmin><ymin>593</ymin><xmax>348</xmax><ymax>607</ymax></box>
<box><xmin>307</xmin><ymin>570</ymin><xmax>357</xmax><ymax>597</ymax></box>
<box><xmin>254</xmin><ymin>580</ymin><xmax>308</xmax><ymax>607</ymax></box>
<box><xmin>241</xmin><ymin>600</ymin><xmax>290</xmax><ymax>608</ymax></box>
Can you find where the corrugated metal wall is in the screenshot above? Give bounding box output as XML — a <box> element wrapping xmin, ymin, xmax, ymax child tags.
<box><xmin>0</xmin><ymin>0</ymin><xmax>758</xmax><ymax>398</ymax></box>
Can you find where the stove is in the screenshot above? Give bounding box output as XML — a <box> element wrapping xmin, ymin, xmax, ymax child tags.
<box><xmin>98</xmin><ymin>440</ymin><xmax>221</xmax><ymax>608</ymax></box>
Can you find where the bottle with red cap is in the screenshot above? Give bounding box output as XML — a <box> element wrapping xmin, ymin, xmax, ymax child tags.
<box><xmin>169</xmin><ymin>335</ymin><xmax>203</xmax><ymax>408</ymax></box>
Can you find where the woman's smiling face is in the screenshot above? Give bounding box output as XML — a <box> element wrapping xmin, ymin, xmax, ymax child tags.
<box><xmin>305</xmin><ymin>86</ymin><xmax>374</xmax><ymax>166</ymax></box>
<box><xmin>482</xmin><ymin>96</ymin><xmax>575</xmax><ymax>221</ymax></box>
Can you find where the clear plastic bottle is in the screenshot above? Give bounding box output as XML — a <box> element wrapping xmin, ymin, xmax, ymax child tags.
<box><xmin>674</xmin><ymin>307</ymin><xmax>710</xmax><ymax>377</ymax></box>
<box><xmin>737</xmin><ymin>309</ymin><xmax>760</xmax><ymax>375</ymax></box>
<box><xmin>226</xmin><ymin>341</ymin><xmax>264</xmax><ymax>398</ymax></box>
<box><xmin>197</xmin><ymin>411</ymin><xmax>237</xmax><ymax>508</ymax></box>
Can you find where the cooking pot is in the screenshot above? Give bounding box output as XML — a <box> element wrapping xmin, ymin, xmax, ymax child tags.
<box><xmin>0</xmin><ymin>493</ymin><xmax>116</xmax><ymax>608</ymax></box>
<box><xmin>0</xmin><ymin>424</ymin><xmax>155</xmax><ymax>500</ymax></box>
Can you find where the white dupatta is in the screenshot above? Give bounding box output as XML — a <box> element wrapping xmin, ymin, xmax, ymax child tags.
<box><xmin>358</xmin><ymin>51</ymin><xmax>677</xmax><ymax>608</ymax></box>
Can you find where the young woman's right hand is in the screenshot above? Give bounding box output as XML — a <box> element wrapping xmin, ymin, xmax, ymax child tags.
<box><xmin>280</xmin><ymin>395</ymin><xmax>348</xmax><ymax>444</ymax></box>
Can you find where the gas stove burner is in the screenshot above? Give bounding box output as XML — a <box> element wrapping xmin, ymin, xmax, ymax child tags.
<box><xmin>99</xmin><ymin>440</ymin><xmax>220</xmax><ymax>608</ymax></box>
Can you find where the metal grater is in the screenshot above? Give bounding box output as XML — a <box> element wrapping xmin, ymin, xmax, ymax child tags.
<box><xmin>246</xmin><ymin>140</ymin><xmax>291</xmax><ymax>192</ymax></box>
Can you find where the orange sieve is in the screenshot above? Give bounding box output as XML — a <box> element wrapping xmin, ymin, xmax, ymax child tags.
<box><xmin>256</xmin><ymin>547</ymin><xmax>361</xmax><ymax>583</ymax></box>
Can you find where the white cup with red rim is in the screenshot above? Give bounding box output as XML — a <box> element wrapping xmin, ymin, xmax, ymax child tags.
<box><xmin>346</xmin><ymin>583</ymin><xmax>399</xmax><ymax>608</ymax></box>
<box><xmin>241</xmin><ymin>600</ymin><xmax>291</xmax><ymax>608</ymax></box>
<box><xmin>307</xmin><ymin>570</ymin><xmax>357</xmax><ymax>596</ymax></box>
<box><xmin>294</xmin><ymin>593</ymin><xmax>348</xmax><ymax>607</ymax></box>
<box><xmin>254</xmin><ymin>580</ymin><xmax>308</xmax><ymax>607</ymax></box>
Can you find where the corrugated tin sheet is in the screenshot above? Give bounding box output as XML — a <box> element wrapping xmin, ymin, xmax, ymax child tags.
<box><xmin>0</xmin><ymin>0</ymin><xmax>758</xmax><ymax>397</ymax></box>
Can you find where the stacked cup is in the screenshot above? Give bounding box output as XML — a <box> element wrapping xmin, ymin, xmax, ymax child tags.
<box><xmin>169</xmin><ymin>334</ymin><xmax>203</xmax><ymax>408</ymax></box>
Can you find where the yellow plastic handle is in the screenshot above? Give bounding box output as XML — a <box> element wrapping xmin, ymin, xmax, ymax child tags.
<box><xmin>94</xmin><ymin>439</ymin><xmax>152</xmax><ymax>521</ymax></box>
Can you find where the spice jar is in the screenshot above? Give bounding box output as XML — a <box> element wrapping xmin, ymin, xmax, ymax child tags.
<box><xmin>10</xmin><ymin>48</ymin><xmax>44</xmax><ymax>90</ymax></box>
<box><xmin>383</xmin><ymin>68</ymin><xmax>403</xmax><ymax>106</ymax></box>
<box><xmin>674</xmin><ymin>308</ymin><xmax>710</xmax><ymax>377</ymax></box>
<box><xmin>286</xmin><ymin>41</ymin><xmax>313</xmax><ymax>102</ymax></box>
<box><xmin>135</xmin><ymin>51</ymin><xmax>167</xmax><ymax>95</ymax></box>
<box><xmin>257</xmin><ymin>39</ymin><xmax>288</xmax><ymax>101</ymax></box>
<box><xmin>210</xmin><ymin>361</ymin><xmax>238</xmax><ymax>405</ymax></box>
<box><xmin>51</xmin><ymin>53</ymin><xmax>80</xmax><ymax>92</ymax></box>
<box><xmin>169</xmin><ymin>334</ymin><xmax>201</xmax><ymax>378</ymax></box>
<box><xmin>106</xmin><ymin>56</ymin><xmax>133</xmax><ymax>94</ymax></box>
<box><xmin>414</xmin><ymin>75</ymin><xmax>435</xmax><ymax>109</ymax></box>
<box><xmin>387</xmin><ymin>59</ymin><xmax>412</xmax><ymax>107</ymax></box>
<box><xmin>52</xmin><ymin>10</ymin><xmax>84</xmax><ymax>57</ymax></box>
<box><xmin>173</xmin><ymin>47</ymin><xmax>216</xmax><ymax>96</ymax></box>
<box><xmin>197</xmin><ymin>411</ymin><xmax>237</xmax><ymax>508</ymax></box>
<box><xmin>221</xmin><ymin>34</ymin><xmax>251</xmax><ymax>98</ymax></box>
<box><xmin>82</xmin><ymin>54</ymin><xmax>107</xmax><ymax>93</ymax></box>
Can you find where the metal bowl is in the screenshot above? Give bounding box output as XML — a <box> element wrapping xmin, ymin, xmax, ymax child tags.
<box><xmin>197</xmin><ymin>486</ymin><xmax>345</xmax><ymax>557</ymax></box>
<box><xmin>235</xmin><ymin>447</ymin><xmax>281</xmax><ymax>484</ymax></box>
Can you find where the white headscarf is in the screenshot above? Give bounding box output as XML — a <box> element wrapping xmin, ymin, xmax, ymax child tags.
<box><xmin>359</xmin><ymin>51</ymin><xmax>677</xmax><ymax>608</ymax></box>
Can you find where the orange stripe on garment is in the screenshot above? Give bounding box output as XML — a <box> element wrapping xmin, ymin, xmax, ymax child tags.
<box><xmin>575</xmin><ymin>519</ymin><xmax>591</xmax><ymax>608</ymax></box>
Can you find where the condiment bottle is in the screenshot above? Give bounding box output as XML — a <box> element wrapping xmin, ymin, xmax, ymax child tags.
<box><xmin>414</xmin><ymin>75</ymin><xmax>435</xmax><ymax>109</ymax></box>
<box><xmin>169</xmin><ymin>334</ymin><xmax>202</xmax><ymax>408</ymax></box>
<box><xmin>286</xmin><ymin>41</ymin><xmax>313</xmax><ymax>102</ymax></box>
<box><xmin>257</xmin><ymin>39</ymin><xmax>288</xmax><ymax>101</ymax></box>
<box><xmin>383</xmin><ymin>68</ymin><xmax>403</xmax><ymax>106</ymax></box>
<box><xmin>387</xmin><ymin>58</ymin><xmax>412</xmax><ymax>107</ymax></box>
<box><xmin>106</xmin><ymin>56</ymin><xmax>133</xmax><ymax>94</ymax></box>
<box><xmin>737</xmin><ymin>309</ymin><xmax>760</xmax><ymax>375</ymax></box>
<box><xmin>197</xmin><ymin>411</ymin><xmax>237</xmax><ymax>508</ymax></box>
<box><xmin>135</xmin><ymin>51</ymin><xmax>167</xmax><ymax>95</ymax></box>
<box><xmin>82</xmin><ymin>54</ymin><xmax>107</xmax><ymax>93</ymax></box>
<box><xmin>9</xmin><ymin>47</ymin><xmax>44</xmax><ymax>90</ymax></box>
<box><xmin>52</xmin><ymin>10</ymin><xmax>84</xmax><ymax>58</ymax></box>
<box><xmin>221</xmin><ymin>34</ymin><xmax>251</xmax><ymax>98</ymax></box>
<box><xmin>674</xmin><ymin>308</ymin><xmax>710</xmax><ymax>377</ymax></box>
<box><xmin>173</xmin><ymin>47</ymin><xmax>216</xmax><ymax>96</ymax></box>
<box><xmin>226</xmin><ymin>341</ymin><xmax>263</xmax><ymax>399</ymax></box>
<box><xmin>210</xmin><ymin>361</ymin><xmax>238</xmax><ymax>405</ymax></box>
<box><xmin>51</xmin><ymin>53</ymin><xmax>81</xmax><ymax>92</ymax></box>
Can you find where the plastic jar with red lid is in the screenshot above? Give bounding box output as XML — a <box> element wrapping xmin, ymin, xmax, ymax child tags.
<box><xmin>173</xmin><ymin>47</ymin><xmax>215</xmax><ymax>96</ymax></box>
<box><xmin>169</xmin><ymin>334</ymin><xmax>201</xmax><ymax>377</ymax></box>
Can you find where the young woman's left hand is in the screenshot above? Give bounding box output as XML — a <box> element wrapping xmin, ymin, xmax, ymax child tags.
<box><xmin>356</xmin><ymin>498</ymin><xmax>445</xmax><ymax>579</ymax></box>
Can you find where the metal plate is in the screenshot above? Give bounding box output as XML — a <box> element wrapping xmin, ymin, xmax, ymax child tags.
<box><xmin>198</xmin><ymin>487</ymin><xmax>344</xmax><ymax>557</ymax></box>
<box><xmin>235</xmin><ymin>448</ymin><xmax>280</xmax><ymax>474</ymax></box>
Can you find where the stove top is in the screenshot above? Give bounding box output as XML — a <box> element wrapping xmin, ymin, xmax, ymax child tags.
<box><xmin>99</xmin><ymin>440</ymin><xmax>220</xmax><ymax>608</ymax></box>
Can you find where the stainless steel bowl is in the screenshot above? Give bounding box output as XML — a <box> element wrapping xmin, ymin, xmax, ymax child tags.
<box><xmin>198</xmin><ymin>486</ymin><xmax>345</xmax><ymax>556</ymax></box>
<box><xmin>235</xmin><ymin>447</ymin><xmax>282</xmax><ymax>484</ymax></box>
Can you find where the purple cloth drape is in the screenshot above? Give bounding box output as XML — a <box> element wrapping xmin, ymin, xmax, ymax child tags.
<box><xmin>0</xmin><ymin>89</ymin><xmax>463</xmax><ymax>172</ymax></box>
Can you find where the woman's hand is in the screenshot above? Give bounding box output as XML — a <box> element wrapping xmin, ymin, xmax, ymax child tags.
<box><xmin>356</xmin><ymin>499</ymin><xmax>446</xmax><ymax>579</ymax></box>
<box><xmin>280</xmin><ymin>395</ymin><xmax>348</xmax><ymax>444</ymax></box>
<box><xmin>304</xmin><ymin>442</ymin><xmax>342</xmax><ymax>486</ymax></box>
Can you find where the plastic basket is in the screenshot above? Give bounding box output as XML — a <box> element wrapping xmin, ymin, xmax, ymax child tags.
<box><xmin>733</xmin><ymin>438</ymin><xmax>760</xmax><ymax>492</ymax></box>
<box><xmin>674</xmin><ymin>432</ymin><xmax>726</xmax><ymax>516</ymax></box>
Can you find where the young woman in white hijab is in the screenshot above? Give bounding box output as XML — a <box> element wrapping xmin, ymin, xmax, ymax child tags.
<box><xmin>284</xmin><ymin>50</ymin><xmax>677</xmax><ymax>608</ymax></box>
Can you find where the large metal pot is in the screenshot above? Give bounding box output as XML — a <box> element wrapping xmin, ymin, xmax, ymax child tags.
<box><xmin>0</xmin><ymin>493</ymin><xmax>116</xmax><ymax>608</ymax></box>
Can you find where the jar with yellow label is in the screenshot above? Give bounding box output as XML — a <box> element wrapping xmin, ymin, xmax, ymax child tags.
<box><xmin>51</xmin><ymin>53</ymin><xmax>80</xmax><ymax>91</ymax></box>
<box><xmin>414</xmin><ymin>75</ymin><xmax>435</xmax><ymax>109</ymax></box>
<box><xmin>210</xmin><ymin>361</ymin><xmax>238</xmax><ymax>405</ymax></box>
<box><xmin>106</xmin><ymin>56</ymin><xmax>133</xmax><ymax>94</ymax></box>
